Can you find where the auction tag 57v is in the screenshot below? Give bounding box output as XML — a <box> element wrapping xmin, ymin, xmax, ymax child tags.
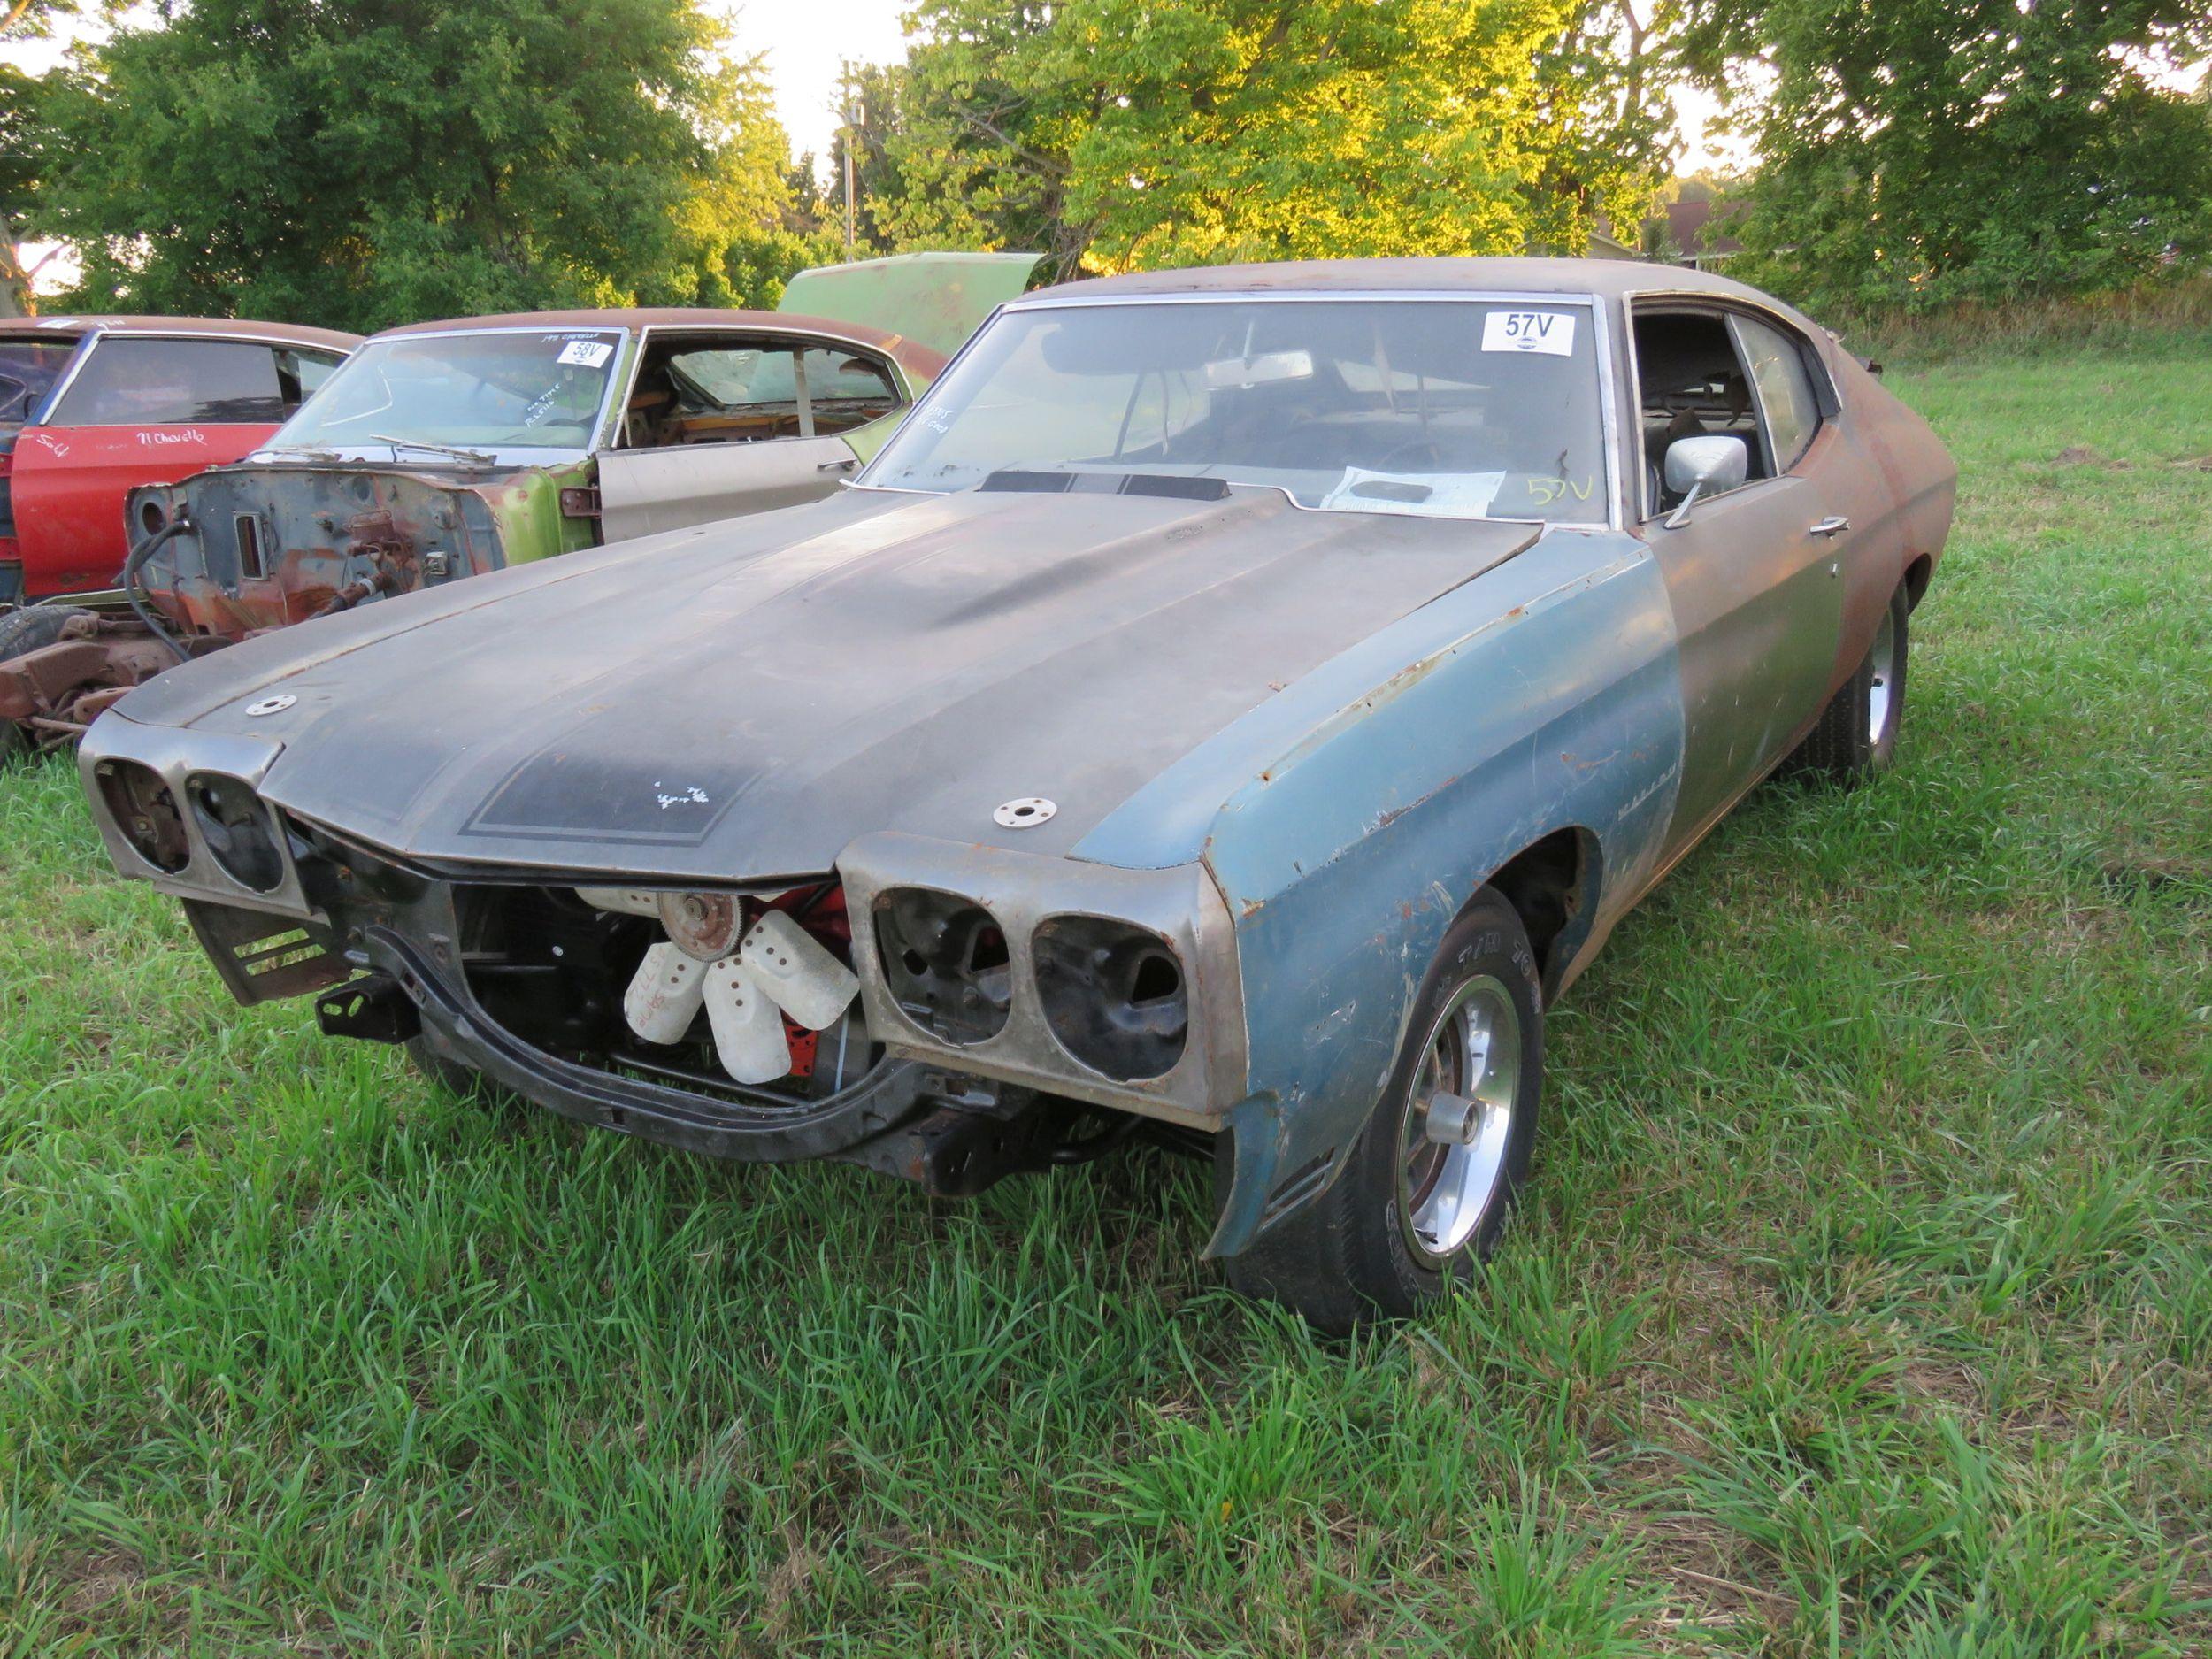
<box><xmin>1482</xmin><ymin>310</ymin><xmax>1577</xmax><ymax>357</ymax></box>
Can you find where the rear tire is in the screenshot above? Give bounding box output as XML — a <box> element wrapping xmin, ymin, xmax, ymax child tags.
<box><xmin>1224</xmin><ymin>888</ymin><xmax>1544</xmax><ymax>1336</ymax></box>
<box><xmin>0</xmin><ymin>605</ymin><xmax>95</xmax><ymax>765</ymax></box>
<box><xmin>1783</xmin><ymin>582</ymin><xmax>1908</xmax><ymax>784</ymax></box>
<box><xmin>0</xmin><ymin>603</ymin><xmax>95</xmax><ymax>664</ymax></box>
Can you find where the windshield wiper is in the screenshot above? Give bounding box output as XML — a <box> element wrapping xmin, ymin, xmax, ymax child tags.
<box><xmin>978</xmin><ymin>469</ymin><xmax>1230</xmax><ymax>502</ymax></box>
<box><xmin>370</xmin><ymin>433</ymin><xmax>495</xmax><ymax>465</ymax></box>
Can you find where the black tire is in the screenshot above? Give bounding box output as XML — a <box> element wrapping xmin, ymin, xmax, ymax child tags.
<box><xmin>0</xmin><ymin>605</ymin><xmax>96</xmax><ymax>766</ymax></box>
<box><xmin>405</xmin><ymin>1035</ymin><xmax>521</xmax><ymax>1112</ymax></box>
<box><xmin>1224</xmin><ymin>888</ymin><xmax>1544</xmax><ymax>1336</ymax></box>
<box><xmin>1782</xmin><ymin>582</ymin><xmax>1909</xmax><ymax>784</ymax></box>
<box><xmin>0</xmin><ymin>603</ymin><xmax>95</xmax><ymax>664</ymax></box>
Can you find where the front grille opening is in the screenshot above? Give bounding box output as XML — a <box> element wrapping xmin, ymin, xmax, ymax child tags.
<box><xmin>453</xmin><ymin>880</ymin><xmax>884</xmax><ymax>1107</ymax></box>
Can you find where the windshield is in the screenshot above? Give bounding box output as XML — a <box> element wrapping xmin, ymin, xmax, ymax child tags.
<box><xmin>864</xmin><ymin>299</ymin><xmax>1610</xmax><ymax>524</ymax></box>
<box><xmin>265</xmin><ymin>328</ymin><xmax>624</xmax><ymax>456</ymax></box>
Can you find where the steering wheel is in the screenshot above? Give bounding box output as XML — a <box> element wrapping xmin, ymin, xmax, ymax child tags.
<box><xmin>1375</xmin><ymin>436</ymin><xmax>1447</xmax><ymax>472</ymax></box>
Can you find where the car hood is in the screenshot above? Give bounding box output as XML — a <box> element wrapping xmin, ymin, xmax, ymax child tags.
<box><xmin>115</xmin><ymin>486</ymin><xmax>1541</xmax><ymax>879</ymax></box>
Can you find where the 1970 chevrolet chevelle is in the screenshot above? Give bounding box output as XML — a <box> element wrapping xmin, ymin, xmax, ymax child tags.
<box><xmin>78</xmin><ymin>258</ymin><xmax>1955</xmax><ymax>1332</ymax></box>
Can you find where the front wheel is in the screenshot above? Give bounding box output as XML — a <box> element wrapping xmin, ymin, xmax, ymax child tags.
<box><xmin>404</xmin><ymin>1035</ymin><xmax>522</xmax><ymax>1116</ymax></box>
<box><xmin>1224</xmin><ymin>889</ymin><xmax>1544</xmax><ymax>1335</ymax></box>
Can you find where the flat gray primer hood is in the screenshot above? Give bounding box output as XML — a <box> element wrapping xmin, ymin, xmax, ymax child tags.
<box><xmin>125</xmin><ymin>487</ymin><xmax>1540</xmax><ymax>879</ymax></box>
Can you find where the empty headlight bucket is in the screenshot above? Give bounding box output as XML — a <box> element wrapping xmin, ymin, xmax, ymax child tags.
<box><xmin>92</xmin><ymin>757</ymin><xmax>190</xmax><ymax>873</ymax></box>
<box><xmin>873</xmin><ymin>887</ymin><xmax>1012</xmax><ymax>1045</ymax></box>
<box><xmin>1033</xmin><ymin>915</ymin><xmax>1188</xmax><ymax>1081</ymax></box>
<box><xmin>184</xmin><ymin>772</ymin><xmax>285</xmax><ymax>892</ymax></box>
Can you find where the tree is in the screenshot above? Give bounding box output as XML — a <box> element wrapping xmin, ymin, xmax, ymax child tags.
<box><xmin>38</xmin><ymin>0</ymin><xmax>793</xmax><ymax>330</ymax></box>
<box><xmin>1675</xmin><ymin>0</ymin><xmax>2212</xmax><ymax>311</ymax></box>
<box><xmin>0</xmin><ymin>0</ymin><xmax>81</xmax><ymax>315</ymax></box>
<box><xmin>1522</xmin><ymin>0</ymin><xmax>1678</xmax><ymax>253</ymax></box>
<box><xmin>879</xmin><ymin>0</ymin><xmax>1679</xmax><ymax>279</ymax></box>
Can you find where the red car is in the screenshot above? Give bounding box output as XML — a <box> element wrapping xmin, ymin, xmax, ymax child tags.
<box><xmin>0</xmin><ymin>316</ymin><xmax>358</xmax><ymax>607</ymax></box>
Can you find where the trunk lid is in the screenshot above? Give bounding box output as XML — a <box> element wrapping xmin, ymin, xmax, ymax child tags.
<box><xmin>778</xmin><ymin>252</ymin><xmax>1041</xmax><ymax>360</ymax></box>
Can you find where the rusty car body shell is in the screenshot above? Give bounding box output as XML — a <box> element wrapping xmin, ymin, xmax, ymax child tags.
<box><xmin>78</xmin><ymin>258</ymin><xmax>1955</xmax><ymax>1256</ymax></box>
<box><xmin>10</xmin><ymin>250</ymin><xmax>1039</xmax><ymax>745</ymax></box>
<box><xmin>0</xmin><ymin>314</ymin><xmax>359</xmax><ymax>603</ymax></box>
<box><xmin>125</xmin><ymin>304</ymin><xmax>949</xmax><ymax>631</ymax></box>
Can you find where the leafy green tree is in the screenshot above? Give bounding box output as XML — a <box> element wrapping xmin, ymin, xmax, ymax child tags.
<box><xmin>879</xmin><ymin>0</ymin><xmax>1678</xmax><ymax>278</ymax></box>
<box><xmin>0</xmin><ymin>0</ymin><xmax>81</xmax><ymax>315</ymax></box>
<box><xmin>1676</xmin><ymin>0</ymin><xmax>2212</xmax><ymax>311</ymax></box>
<box><xmin>39</xmin><ymin>0</ymin><xmax>792</xmax><ymax>329</ymax></box>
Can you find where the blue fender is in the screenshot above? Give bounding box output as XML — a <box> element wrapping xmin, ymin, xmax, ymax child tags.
<box><xmin>1077</xmin><ymin>529</ymin><xmax>1685</xmax><ymax>1255</ymax></box>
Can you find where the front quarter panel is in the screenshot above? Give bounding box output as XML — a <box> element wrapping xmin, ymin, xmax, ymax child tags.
<box><xmin>1082</xmin><ymin>531</ymin><xmax>1686</xmax><ymax>1254</ymax></box>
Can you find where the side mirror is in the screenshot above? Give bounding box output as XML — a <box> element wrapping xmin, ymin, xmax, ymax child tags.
<box><xmin>1662</xmin><ymin>434</ymin><xmax>1748</xmax><ymax>527</ymax></box>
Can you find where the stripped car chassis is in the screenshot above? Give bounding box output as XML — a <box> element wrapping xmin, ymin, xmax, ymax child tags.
<box><xmin>0</xmin><ymin>606</ymin><xmax>184</xmax><ymax>752</ymax></box>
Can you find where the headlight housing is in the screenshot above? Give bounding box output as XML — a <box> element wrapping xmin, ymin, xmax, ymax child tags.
<box><xmin>837</xmin><ymin>833</ymin><xmax>1246</xmax><ymax>1126</ymax></box>
<box><xmin>1033</xmin><ymin>916</ymin><xmax>1188</xmax><ymax>1081</ymax></box>
<box><xmin>184</xmin><ymin>772</ymin><xmax>284</xmax><ymax>892</ymax></box>
<box><xmin>91</xmin><ymin>757</ymin><xmax>189</xmax><ymax>872</ymax></box>
<box><xmin>873</xmin><ymin>887</ymin><xmax>1013</xmax><ymax>1045</ymax></box>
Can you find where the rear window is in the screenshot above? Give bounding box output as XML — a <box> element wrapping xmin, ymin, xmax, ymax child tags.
<box><xmin>47</xmin><ymin>336</ymin><xmax>296</xmax><ymax>426</ymax></box>
<box><xmin>0</xmin><ymin>336</ymin><xmax>80</xmax><ymax>426</ymax></box>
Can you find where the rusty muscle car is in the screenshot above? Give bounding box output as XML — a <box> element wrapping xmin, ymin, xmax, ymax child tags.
<box><xmin>4</xmin><ymin>253</ymin><xmax>1034</xmax><ymax>753</ymax></box>
<box><xmin>0</xmin><ymin>316</ymin><xmax>358</xmax><ymax>755</ymax></box>
<box><xmin>79</xmin><ymin>259</ymin><xmax>1955</xmax><ymax>1332</ymax></box>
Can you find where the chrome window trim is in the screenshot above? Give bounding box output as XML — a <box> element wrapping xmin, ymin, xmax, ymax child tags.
<box><xmin>856</xmin><ymin>290</ymin><xmax>1624</xmax><ymax>532</ymax></box>
<box><xmin>609</xmin><ymin>323</ymin><xmax>909</xmax><ymax>453</ymax></box>
<box><xmin>1726</xmin><ymin>311</ymin><xmax>1821</xmax><ymax>475</ymax></box>
<box><xmin>1724</xmin><ymin>312</ymin><xmax>1784</xmax><ymax>478</ymax></box>
<box><xmin>41</xmin><ymin>328</ymin><xmax>354</xmax><ymax>430</ymax></box>
<box><xmin>1624</xmin><ymin>287</ymin><xmax>1839</xmax><ymax>522</ymax></box>
<box><xmin>16</xmin><ymin>329</ymin><xmax>92</xmax><ymax>427</ymax></box>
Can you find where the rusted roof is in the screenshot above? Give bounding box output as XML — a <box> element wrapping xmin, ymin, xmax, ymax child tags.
<box><xmin>1022</xmin><ymin>256</ymin><xmax>1776</xmax><ymax>305</ymax></box>
<box><xmin>375</xmin><ymin>308</ymin><xmax>949</xmax><ymax>380</ymax></box>
<box><xmin>0</xmin><ymin>314</ymin><xmax>360</xmax><ymax>349</ymax></box>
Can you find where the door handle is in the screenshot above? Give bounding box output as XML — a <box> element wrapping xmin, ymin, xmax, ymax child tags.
<box><xmin>1809</xmin><ymin>516</ymin><xmax>1851</xmax><ymax>538</ymax></box>
<box><xmin>817</xmin><ymin>456</ymin><xmax>858</xmax><ymax>474</ymax></box>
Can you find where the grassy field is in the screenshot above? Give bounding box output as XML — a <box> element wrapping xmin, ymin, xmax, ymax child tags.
<box><xmin>3</xmin><ymin>329</ymin><xmax>2208</xmax><ymax>1656</ymax></box>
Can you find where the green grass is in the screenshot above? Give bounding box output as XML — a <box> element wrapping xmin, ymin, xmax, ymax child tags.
<box><xmin>4</xmin><ymin>328</ymin><xmax>2209</xmax><ymax>1655</ymax></box>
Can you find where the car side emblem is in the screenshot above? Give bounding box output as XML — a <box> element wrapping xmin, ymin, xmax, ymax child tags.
<box><xmin>245</xmin><ymin>695</ymin><xmax>296</xmax><ymax>717</ymax></box>
<box><xmin>994</xmin><ymin>797</ymin><xmax>1057</xmax><ymax>829</ymax></box>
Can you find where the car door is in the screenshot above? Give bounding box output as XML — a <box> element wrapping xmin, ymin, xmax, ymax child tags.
<box><xmin>597</xmin><ymin>336</ymin><xmax>903</xmax><ymax>542</ymax></box>
<box><xmin>10</xmin><ymin>335</ymin><xmax>343</xmax><ymax>599</ymax></box>
<box><xmin>1632</xmin><ymin>303</ymin><xmax>1848</xmax><ymax>854</ymax></box>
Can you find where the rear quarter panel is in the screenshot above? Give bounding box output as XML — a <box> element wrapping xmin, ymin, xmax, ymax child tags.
<box><xmin>1822</xmin><ymin>345</ymin><xmax>1958</xmax><ymax>622</ymax></box>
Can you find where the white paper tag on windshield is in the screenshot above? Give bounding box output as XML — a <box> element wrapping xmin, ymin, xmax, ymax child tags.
<box><xmin>1483</xmin><ymin>311</ymin><xmax>1576</xmax><ymax>357</ymax></box>
<box><xmin>557</xmin><ymin>339</ymin><xmax>613</xmax><ymax>368</ymax></box>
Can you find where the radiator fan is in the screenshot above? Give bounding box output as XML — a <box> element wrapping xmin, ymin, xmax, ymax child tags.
<box><xmin>576</xmin><ymin>887</ymin><xmax>859</xmax><ymax>1084</ymax></box>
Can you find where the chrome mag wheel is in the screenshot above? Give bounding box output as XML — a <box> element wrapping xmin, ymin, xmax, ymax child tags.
<box><xmin>1395</xmin><ymin>972</ymin><xmax>1523</xmax><ymax>1266</ymax></box>
<box><xmin>1867</xmin><ymin>605</ymin><xmax>1900</xmax><ymax>745</ymax></box>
